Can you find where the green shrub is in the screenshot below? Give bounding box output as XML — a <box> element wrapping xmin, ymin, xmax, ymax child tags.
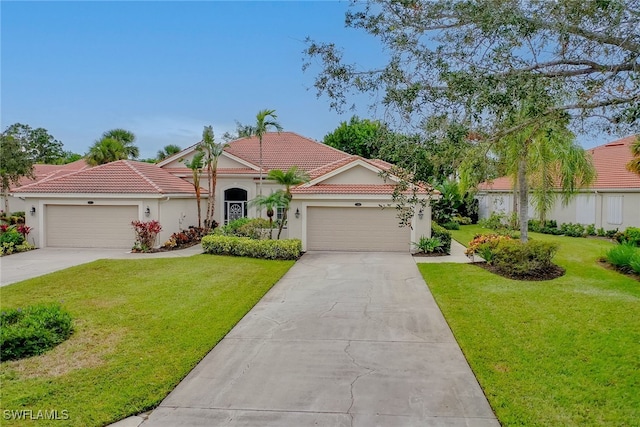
<box><xmin>629</xmin><ymin>252</ymin><xmax>640</xmax><ymax>274</ymax></box>
<box><xmin>615</xmin><ymin>227</ymin><xmax>640</xmax><ymax>247</ymax></box>
<box><xmin>237</xmin><ymin>218</ymin><xmax>276</xmax><ymax>239</ymax></box>
<box><xmin>431</xmin><ymin>222</ymin><xmax>452</xmax><ymax>254</ymax></box>
<box><xmin>413</xmin><ymin>236</ymin><xmax>444</xmax><ymax>253</ymax></box>
<box><xmin>202</xmin><ymin>235</ymin><xmax>302</xmax><ymax>260</ymax></box>
<box><xmin>586</xmin><ymin>224</ymin><xmax>596</xmax><ymax>236</ymax></box>
<box><xmin>1</xmin><ymin>304</ymin><xmax>74</xmax><ymax>361</ymax></box>
<box><xmin>605</xmin><ymin>228</ymin><xmax>619</xmax><ymax>239</ymax></box>
<box><xmin>560</xmin><ymin>222</ymin><xmax>587</xmax><ymax>237</ymax></box>
<box><xmin>479</xmin><ymin>212</ymin><xmax>507</xmax><ymax>230</ymax></box>
<box><xmin>453</xmin><ymin>215</ymin><xmax>472</xmax><ymax>225</ymax></box>
<box><xmin>605</xmin><ymin>243</ymin><xmax>639</xmax><ymax>272</ymax></box>
<box><xmin>491</xmin><ymin>240</ymin><xmax>558</xmax><ymax>277</ymax></box>
<box><xmin>216</xmin><ymin>218</ymin><xmax>252</xmax><ymax>235</ymax></box>
<box><xmin>441</xmin><ymin>221</ymin><xmax>460</xmax><ymax>230</ymax></box>
<box><xmin>0</xmin><ymin>230</ymin><xmax>25</xmax><ymax>246</ymax></box>
<box><xmin>596</xmin><ymin>227</ymin><xmax>606</xmax><ymax>237</ymax></box>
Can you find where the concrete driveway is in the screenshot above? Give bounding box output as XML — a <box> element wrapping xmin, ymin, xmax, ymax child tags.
<box><xmin>139</xmin><ymin>252</ymin><xmax>498</xmax><ymax>427</ymax></box>
<box><xmin>0</xmin><ymin>245</ymin><xmax>203</xmax><ymax>287</ymax></box>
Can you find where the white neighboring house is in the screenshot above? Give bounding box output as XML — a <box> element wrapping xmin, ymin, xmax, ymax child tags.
<box><xmin>476</xmin><ymin>136</ymin><xmax>640</xmax><ymax>230</ymax></box>
<box><xmin>13</xmin><ymin>132</ymin><xmax>438</xmax><ymax>252</ymax></box>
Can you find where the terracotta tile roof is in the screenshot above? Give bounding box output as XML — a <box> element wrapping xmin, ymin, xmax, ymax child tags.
<box><xmin>291</xmin><ymin>184</ymin><xmax>432</xmax><ymax>195</ymax></box>
<box><xmin>224</xmin><ymin>132</ymin><xmax>349</xmax><ymax>172</ymax></box>
<box><xmin>588</xmin><ymin>135</ymin><xmax>640</xmax><ymax>189</ymax></box>
<box><xmin>166</xmin><ymin>167</ymin><xmax>259</xmax><ymax>176</ymax></box>
<box><xmin>11</xmin><ymin>159</ymin><xmax>90</xmax><ymax>189</ymax></box>
<box><xmin>306</xmin><ymin>155</ymin><xmax>393</xmax><ymax>180</ymax></box>
<box><xmin>478</xmin><ymin>135</ymin><xmax>640</xmax><ymax>191</ymax></box>
<box><xmin>13</xmin><ymin>160</ymin><xmax>196</xmax><ymax>195</ymax></box>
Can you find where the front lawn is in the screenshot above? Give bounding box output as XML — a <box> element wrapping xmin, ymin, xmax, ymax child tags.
<box><xmin>0</xmin><ymin>255</ymin><xmax>294</xmax><ymax>426</ymax></box>
<box><xmin>419</xmin><ymin>225</ymin><xmax>640</xmax><ymax>426</ymax></box>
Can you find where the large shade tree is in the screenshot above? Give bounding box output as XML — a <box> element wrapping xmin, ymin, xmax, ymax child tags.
<box><xmin>304</xmin><ymin>0</ymin><xmax>639</xmax><ymax>136</ymax></box>
<box><xmin>2</xmin><ymin>123</ymin><xmax>65</xmax><ymax>164</ymax></box>
<box><xmin>0</xmin><ymin>134</ymin><xmax>34</xmax><ymax>213</ymax></box>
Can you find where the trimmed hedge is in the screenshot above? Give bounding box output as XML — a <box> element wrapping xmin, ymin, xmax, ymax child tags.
<box><xmin>202</xmin><ymin>235</ymin><xmax>302</xmax><ymax>260</ymax></box>
<box><xmin>431</xmin><ymin>221</ymin><xmax>452</xmax><ymax>254</ymax></box>
<box><xmin>492</xmin><ymin>240</ymin><xmax>558</xmax><ymax>277</ymax></box>
<box><xmin>1</xmin><ymin>304</ymin><xmax>74</xmax><ymax>361</ymax></box>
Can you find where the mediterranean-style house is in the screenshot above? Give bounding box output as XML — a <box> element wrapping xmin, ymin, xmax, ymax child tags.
<box><xmin>477</xmin><ymin>135</ymin><xmax>640</xmax><ymax>230</ymax></box>
<box><xmin>12</xmin><ymin>132</ymin><xmax>436</xmax><ymax>252</ymax></box>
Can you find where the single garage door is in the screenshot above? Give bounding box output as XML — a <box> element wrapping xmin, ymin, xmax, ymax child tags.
<box><xmin>307</xmin><ymin>207</ymin><xmax>411</xmax><ymax>252</ymax></box>
<box><xmin>46</xmin><ymin>205</ymin><xmax>138</xmax><ymax>248</ymax></box>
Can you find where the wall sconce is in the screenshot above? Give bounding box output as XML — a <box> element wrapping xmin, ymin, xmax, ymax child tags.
<box><xmin>145</xmin><ymin>206</ymin><xmax>151</xmax><ymax>217</ymax></box>
<box><xmin>295</xmin><ymin>208</ymin><xmax>300</xmax><ymax>219</ymax></box>
<box><xmin>418</xmin><ymin>208</ymin><xmax>424</xmax><ymax>220</ymax></box>
<box><xmin>30</xmin><ymin>206</ymin><xmax>36</xmax><ymax>216</ymax></box>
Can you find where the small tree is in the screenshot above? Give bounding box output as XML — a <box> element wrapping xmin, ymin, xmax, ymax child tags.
<box><xmin>267</xmin><ymin>167</ymin><xmax>309</xmax><ymax>239</ymax></box>
<box><xmin>249</xmin><ymin>191</ymin><xmax>288</xmax><ymax>239</ymax></box>
<box><xmin>156</xmin><ymin>144</ymin><xmax>182</xmax><ymax>161</ymax></box>
<box><xmin>181</xmin><ymin>152</ymin><xmax>204</xmax><ymax>227</ymax></box>
<box><xmin>200</xmin><ymin>126</ymin><xmax>228</xmax><ymax>229</ymax></box>
<box><xmin>253</xmin><ymin>110</ymin><xmax>283</xmax><ymax>198</ymax></box>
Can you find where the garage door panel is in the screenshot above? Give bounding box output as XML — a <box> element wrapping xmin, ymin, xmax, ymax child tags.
<box><xmin>46</xmin><ymin>205</ymin><xmax>138</xmax><ymax>248</ymax></box>
<box><xmin>307</xmin><ymin>207</ymin><xmax>410</xmax><ymax>252</ymax></box>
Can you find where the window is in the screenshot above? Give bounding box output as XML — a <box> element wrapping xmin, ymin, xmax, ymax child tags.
<box><xmin>607</xmin><ymin>196</ymin><xmax>623</xmax><ymax>225</ymax></box>
<box><xmin>576</xmin><ymin>195</ymin><xmax>596</xmax><ymax>224</ymax></box>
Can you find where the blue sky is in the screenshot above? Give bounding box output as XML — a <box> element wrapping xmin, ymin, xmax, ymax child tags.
<box><xmin>2</xmin><ymin>1</ymin><xmax>382</xmax><ymax>159</ymax></box>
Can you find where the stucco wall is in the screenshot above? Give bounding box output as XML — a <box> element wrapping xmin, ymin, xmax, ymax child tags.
<box><xmin>478</xmin><ymin>190</ymin><xmax>640</xmax><ymax>230</ymax></box>
<box><xmin>321</xmin><ymin>166</ymin><xmax>384</xmax><ymax>185</ymax></box>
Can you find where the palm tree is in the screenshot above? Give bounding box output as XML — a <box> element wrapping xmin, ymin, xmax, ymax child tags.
<box><xmin>181</xmin><ymin>152</ymin><xmax>204</xmax><ymax>227</ymax></box>
<box><xmin>86</xmin><ymin>137</ymin><xmax>128</xmax><ymax>165</ymax></box>
<box><xmin>253</xmin><ymin>109</ymin><xmax>283</xmax><ymax>199</ymax></box>
<box><xmin>267</xmin><ymin>166</ymin><xmax>309</xmax><ymax>239</ymax></box>
<box><xmin>494</xmin><ymin>109</ymin><xmax>595</xmax><ymax>242</ymax></box>
<box><xmin>200</xmin><ymin>126</ymin><xmax>229</xmax><ymax>229</ymax></box>
<box><xmin>156</xmin><ymin>144</ymin><xmax>182</xmax><ymax>161</ymax></box>
<box><xmin>101</xmin><ymin>129</ymin><xmax>139</xmax><ymax>159</ymax></box>
<box><xmin>627</xmin><ymin>136</ymin><xmax>640</xmax><ymax>175</ymax></box>
<box><xmin>248</xmin><ymin>191</ymin><xmax>287</xmax><ymax>239</ymax></box>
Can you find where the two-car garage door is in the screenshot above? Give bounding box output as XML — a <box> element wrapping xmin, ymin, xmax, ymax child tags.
<box><xmin>306</xmin><ymin>207</ymin><xmax>411</xmax><ymax>252</ymax></box>
<box><xmin>46</xmin><ymin>205</ymin><xmax>138</xmax><ymax>248</ymax></box>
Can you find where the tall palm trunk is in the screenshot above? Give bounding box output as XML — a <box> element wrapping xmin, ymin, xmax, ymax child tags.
<box><xmin>518</xmin><ymin>145</ymin><xmax>529</xmax><ymax>243</ymax></box>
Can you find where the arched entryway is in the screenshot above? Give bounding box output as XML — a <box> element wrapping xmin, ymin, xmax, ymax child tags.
<box><xmin>224</xmin><ymin>188</ymin><xmax>247</xmax><ymax>224</ymax></box>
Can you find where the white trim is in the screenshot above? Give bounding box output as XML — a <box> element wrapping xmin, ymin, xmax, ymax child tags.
<box><xmin>301</xmin><ymin>158</ymin><xmax>400</xmax><ymax>188</ymax></box>
<box><xmin>12</xmin><ymin>193</ymin><xmax>194</xmax><ymax>199</ymax></box>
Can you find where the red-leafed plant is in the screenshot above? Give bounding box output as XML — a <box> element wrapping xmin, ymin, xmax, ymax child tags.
<box><xmin>17</xmin><ymin>224</ymin><xmax>31</xmax><ymax>238</ymax></box>
<box><xmin>131</xmin><ymin>220</ymin><xmax>162</xmax><ymax>252</ymax></box>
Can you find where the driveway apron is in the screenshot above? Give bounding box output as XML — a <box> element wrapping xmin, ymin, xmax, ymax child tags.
<box><xmin>142</xmin><ymin>252</ymin><xmax>498</xmax><ymax>427</ymax></box>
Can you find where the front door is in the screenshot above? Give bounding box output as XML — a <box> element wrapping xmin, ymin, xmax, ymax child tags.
<box><xmin>224</xmin><ymin>188</ymin><xmax>248</xmax><ymax>224</ymax></box>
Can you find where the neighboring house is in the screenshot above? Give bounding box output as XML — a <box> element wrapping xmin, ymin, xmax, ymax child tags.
<box><xmin>2</xmin><ymin>159</ymin><xmax>89</xmax><ymax>213</ymax></box>
<box><xmin>477</xmin><ymin>136</ymin><xmax>640</xmax><ymax>230</ymax></box>
<box><xmin>14</xmin><ymin>132</ymin><xmax>437</xmax><ymax>252</ymax></box>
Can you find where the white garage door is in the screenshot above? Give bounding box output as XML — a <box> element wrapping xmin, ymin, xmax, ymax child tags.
<box><xmin>307</xmin><ymin>207</ymin><xmax>411</xmax><ymax>252</ymax></box>
<box><xmin>46</xmin><ymin>205</ymin><xmax>138</xmax><ymax>248</ymax></box>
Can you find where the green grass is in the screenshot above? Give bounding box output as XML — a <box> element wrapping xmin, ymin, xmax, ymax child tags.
<box><xmin>0</xmin><ymin>255</ymin><xmax>294</xmax><ymax>426</ymax></box>
<box><xmin>419</xmin><ymin>225</ymin><xmax>640</xmax><ymax>426</ymax></box>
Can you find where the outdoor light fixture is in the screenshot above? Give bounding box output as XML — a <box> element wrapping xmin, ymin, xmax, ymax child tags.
<box><xmin>418</xmin><ymin>208</ymin><xmax>424</xmax><ymax>220</ymax></box>
<box><xmin>145</xmin><ymin>206</ymin><xmax>151</xmax><ymax>217</ymax></box>
<box><xmin>295</xmin><ymin>208</ymin><xmax>300</xmax><ymax>219</ymax></box>
<box><xmin>30</xmin><ymin>206</ymin><xmax>36</xmax><ymax>216</ymax></box>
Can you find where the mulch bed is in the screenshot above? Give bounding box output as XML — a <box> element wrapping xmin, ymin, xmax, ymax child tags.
<box><xmin>131</xmin><ymin>241</ymin><xmax>201</xmax><ymax>254</ymax></box>
<box><xmin>472</xmin><ymin>262</ymin><xmax>566</xmax><ymax>281</ymax></box>
<box><xmin>597</xmin><ymin>260</ymin><xmax>640</xmax><ymax>282</ymax></box>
